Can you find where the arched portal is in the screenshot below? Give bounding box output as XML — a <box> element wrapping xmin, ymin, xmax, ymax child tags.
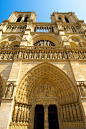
<box><xmin>10</xmin><ymin>62</ymin><xmax>85</xmax><ymax>129</ymax></box>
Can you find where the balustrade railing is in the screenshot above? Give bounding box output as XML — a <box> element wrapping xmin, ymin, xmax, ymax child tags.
<box><xmin>6</xmin><ymin>24</ymin><xmax>27</xmax><ymax>32</ymax></box>
<box><xmin>63</xmin><ymin>25</ymin><xmax>83</xmax><ymax>33</ymax></box>
<box><xmin>34</xmin><ymin>25</ymin><xmax>53</xmax><ymax>33</ymax></box>
<box><xmin>0</xmin><ymin>46</ymin><xmax>86</xmax><ymax>60</ymax></box>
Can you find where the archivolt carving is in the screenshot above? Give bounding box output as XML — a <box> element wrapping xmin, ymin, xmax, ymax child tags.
<box><xmin>10</xmin><ymin>41</ymin><xmax>20</xmax><ymax>47</ymax></box>
<box><xmin>0</xmin><ymin>41</ymin><xmax>9</xmax><ymax>47</ymax></box>
<box><xmin>16</xmin><ymin>62</ymin><xmax>77</xmax><ymax>104</ymax></box>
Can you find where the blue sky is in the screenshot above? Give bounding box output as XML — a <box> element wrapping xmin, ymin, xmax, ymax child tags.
<box><xmin>0</xmin><ymin>0</ymin><xmax>86</xmax><ymax>23</ymax></box>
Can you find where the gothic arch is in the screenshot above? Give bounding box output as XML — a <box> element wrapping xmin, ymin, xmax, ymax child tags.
<box><xmin>64</xmin><ymin>15</ymin><xmax>70</xmax><ymax>22</ymax></box>
<box><xmin>68</xmin><ymin>35</ymin><xmax>86</xmax><ymax>42</ymax></box>
<box><xmin>0</xmin><ymin>35</ymin><xmax>22</xmax><ymax>42</ymax></box>
<box><xmin>68</xmin><ymin>36</ymin><xmax>86</xmax><ymax>47</ymax></box>
<box><xmin>16</xmin><ymin>62</ymin><xmax>78</xmax><ymax>104</ymax></box>
<box><xmin>28</xmin><ymin>35</ymin><xmax>61</xmax><ymax>46</ymax></box>
<box><xmin>10</xmin><ymin>41</ymin><xmax>21</xmax><ymax>47</ymax></box>
<box><xmin>10</xmin><ymin>62</ymin><xmax>85</xmax><ymax>128</ymax></box>
<box><xmin>0</xmin><ymin>41</ymin><xmax>9</xmax><ymax>47</ymax></box>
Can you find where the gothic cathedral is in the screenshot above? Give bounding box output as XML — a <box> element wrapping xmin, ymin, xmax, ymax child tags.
<box><xmin>0</xmin><ymin>11</ymin><xmax>86</xmax><ymax>129</ymax></box>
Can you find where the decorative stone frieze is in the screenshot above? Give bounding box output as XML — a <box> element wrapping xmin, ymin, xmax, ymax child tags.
<box><xmin>0</xmin><ymin>47</ymin><xmax>86</xmax><ymax>61</ymax></box>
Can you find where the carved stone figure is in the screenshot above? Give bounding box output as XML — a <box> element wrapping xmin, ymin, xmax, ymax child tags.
<box><xmin>5</xmin><ymin>83</ymin><xmax>14</xmax><ymax>98</ymax></box>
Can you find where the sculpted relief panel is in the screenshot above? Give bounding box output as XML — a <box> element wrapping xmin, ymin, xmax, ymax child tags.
<box><xmin>33</xmin><ymin>82</ymin><xmax>57</xmax><ymax>98</ymax></box>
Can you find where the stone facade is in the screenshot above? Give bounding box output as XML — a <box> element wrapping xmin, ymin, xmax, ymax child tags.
<box><xmin>0</xmin><ymin>11</ymin><xmax>86</xmax><ymax>129</ymax></box>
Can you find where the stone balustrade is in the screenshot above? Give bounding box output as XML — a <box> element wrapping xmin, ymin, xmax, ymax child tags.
<box><xmin>6</xmin><ymin>24</ymin><xmax>27</xmax><ymax>32</ymax></box>
<box><xmin>34</xmin><ymin>25</ymin><xmax>54</xmax><ymax>33</ymax></box>
<box><xmin>0</xmin><ymin>46</ymin><xmax>86</xmax><ymax>60</ymax></box>
<box><xmin>63</xmin><ymin>25</ymin><xmax>83</xmax><ymax>33</ymax></box>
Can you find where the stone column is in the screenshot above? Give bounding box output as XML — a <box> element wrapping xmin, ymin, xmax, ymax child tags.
<box><xmin>29</xmin><ymin>105</ymin><xmax>33</xmax><ymax>129</ymax></box>
<box><xmin>44</xmin><ymin>105</ymin><xmax>49</xmax><ymax>129</ymax></box>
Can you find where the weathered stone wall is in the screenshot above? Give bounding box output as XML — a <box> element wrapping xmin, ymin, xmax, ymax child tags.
<box><xmin>0</xmin><ymin>100</ymin><xmax>13</xmax><ymax>129</ymax></box>
<box><xmin>0</xmin><ymin>62</ymin><xmax>13</xmax><ymax>83</ymax></box>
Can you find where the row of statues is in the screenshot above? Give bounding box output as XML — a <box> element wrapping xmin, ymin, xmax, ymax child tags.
<box><xmin>12</xmin><ymin>103</ymin><xmax>31</xmax><ymax>123</ymax></box>
<box><xmin>61</xmin><ymin>103</ymin><xmax>82</xmax><ymax>122</ymax></box>
<box><xmin>0</xmin><ymin>50</ymin><xmax>86</xmax><ymax>60</ymax></box>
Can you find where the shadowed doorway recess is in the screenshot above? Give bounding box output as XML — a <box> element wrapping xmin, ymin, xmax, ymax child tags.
<box><xmin>48</xmin><ymin>105</ymin><xmax>59</xmax><ymax>129</ymax></box>
<box><xmin>34</xmin><ymin>105</ymin><xmax>44</xmax><ymax>129</ymax></box>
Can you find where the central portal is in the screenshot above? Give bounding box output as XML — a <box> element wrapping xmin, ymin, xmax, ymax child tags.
<box><xmin>34</xmin><ymin>105</ymin><xmax>44</xmax><ymax>129</ymax></box>
<box><xmin>34</xmin><ymin>105</ymin><xmax>59</xmax><ymax>129</ymax></box>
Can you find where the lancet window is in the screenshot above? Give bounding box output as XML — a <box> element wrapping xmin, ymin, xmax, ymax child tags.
<box><xmin>34</xmin><ymin>40</ymin><xmax>55</xmax><ymax>46</ymax></box>
<box><xmin>65</xmin><ymin>17</ymin><xmax>69</xmax><ymax>23</ymax></box>
<box><xmin>24</xmin><ymin>17</ymin><xmax>28</xmax><ymax>22</ymax></box>
<box><xmin>16</xmin><ymin>17</ymin><xmax>22</xmax><ymax>22</ymax></box>
<box><xmin>58</xmin><ymin>17</ymin><xmax>62</xmax><ymax>21</ymax></box>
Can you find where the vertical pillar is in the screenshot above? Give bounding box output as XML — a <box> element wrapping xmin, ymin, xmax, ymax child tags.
<box><xmin>30</xmin><ymin>105</ymin><xmax>35</xmax><ymax>129</ymax></box>
<box><xmin>13</xmin><ymin>103</ymin><xmax>18</xmax><ymax>122</ymax></box>
<box><xmin>44</xmin><ymin>105</ymin><xmax>49</xmax><ymax>129</ymax></box>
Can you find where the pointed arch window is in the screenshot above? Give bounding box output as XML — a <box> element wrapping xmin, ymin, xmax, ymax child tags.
<box><xmin>16</xmin><ymin>17</ymin><xmax>22</xmax><ymax>22</ymax></box>
<box><xmin>58</xmin><ymin>17</ymin><xmax>61</xmax><ymax>20</ymax></box>
<box><xmin>65</xmin><ymin>17</ymin><xmax>69</xmax><ymax>23</ymax></box>
<box><xmin>24</xmin><ymin>17</ymin><xmax>28</xmax><ymax>22</ymax></box>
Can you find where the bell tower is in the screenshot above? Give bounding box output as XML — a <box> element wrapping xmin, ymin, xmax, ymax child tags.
<box><xmin>51</xmin><ymin>12</ymin><xmax>79</xmax><ymax>23</ymax></box>
<box><xmin>8</xmin><ymin>11</ymin><xmax>37</xmax><ymax>23</ymax></box>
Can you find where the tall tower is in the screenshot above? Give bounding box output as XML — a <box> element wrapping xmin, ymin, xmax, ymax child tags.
<box><xmin>0</xmin><ymin>11</ymin><xmax>86</xmax><ymax>129</ymax></box>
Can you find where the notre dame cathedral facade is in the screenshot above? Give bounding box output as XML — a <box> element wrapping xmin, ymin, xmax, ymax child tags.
<box><xmin>0</xmin><ymin>11</ymin><xmax>86</xmax><ymax>129</ymax></box>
